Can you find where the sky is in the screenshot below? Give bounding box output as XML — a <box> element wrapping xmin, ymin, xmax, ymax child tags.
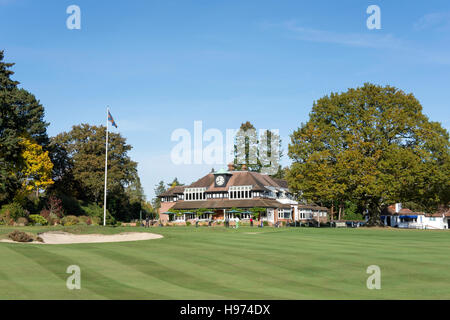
<box><xmin>1</xmin><ymin>0</ymin><xmax>449</xmax><ymax>199</ymax></box>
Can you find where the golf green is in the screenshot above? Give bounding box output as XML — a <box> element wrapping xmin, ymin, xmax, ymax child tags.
<box><xmin>0</xmin><ymin>226</ymin><xmax>449</xmax><ymax>299</ymax></box>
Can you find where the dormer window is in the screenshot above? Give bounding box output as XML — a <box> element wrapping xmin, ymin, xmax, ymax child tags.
<box><xmin>184</xmin><ymin>188</ymin><xmax>206</xmax><ymax>201</ymax></box>
<box><xmin>229</xmin><ymin>186</ymin><xmax>252</xmax><ymax>199</ymax></box>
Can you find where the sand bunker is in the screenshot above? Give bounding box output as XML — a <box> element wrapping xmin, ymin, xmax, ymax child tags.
<box><xmin>2</xmin><ymin>231</ymin><xmax>163</xmax><ymax>244</ymax></box>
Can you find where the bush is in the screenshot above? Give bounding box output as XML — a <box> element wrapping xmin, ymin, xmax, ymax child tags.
<box><xmin>89</xmin><ymin>216</ymin><xmax>101</xmax><ymax>225</ymax></box>
<box><xmin>15</xmin><ymin>217</ymin><xmax>29</xmax><ymax>226</ymax></box>
<box><xmin>61</xmin><ymin>215</ymin><xmax>79</xmax><ymax>226</ymax></box>
<box><xmin>45</xmin><ymin>196</ymin><xmax>65</xmax><ymax>217</ymax></box>
<box><xmin>81</xmin><ymin>203</ymin><xmax>115</xmax><ymax>225</ymax></box>
<box><xmin>8</xmin><ymin>230</ymin><xmax>33</xmax><ymax>242</ymax></box>
<box><xmin>29</xmin><ymin>214</ymin><xmax>48</xmax><ymax>226</ymax></box>
<box><xmin>186</xmin><ymin>221</ymin><xmax>191</xmax><ymax>226</ymax></box>
<box><xmin>40</xmin><ymin>210</ymin><xmax>61</xmax><ymax>225</ymax></box>
<box><xmin>77</xmin><ymin>215</ymin><xmax>91</xmax><ymax>225</ymax></box>
<box><xmin>1</xmin><ymin>203</ymin><xmax>28</xmax><ymax>221</ymax></box>
<box><xmin>0</xmin><ymin>213</ymin><xmax>13</xmax><ymax>226</ymax></box>
<box><xmin>263</xmin><ymin>221</ymin><xmax>269</xmax><ymax>227</ymax></box>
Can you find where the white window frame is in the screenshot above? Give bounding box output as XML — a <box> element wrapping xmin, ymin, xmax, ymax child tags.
<box><xmin>183</xmin><ymin>187</ymin><xmax>206</xmax><ymax>201</ymax></box>
<box><xmin>228</xmin><ymin>186</ymin><xmax>253</xmax><ymax>199</ymax></box>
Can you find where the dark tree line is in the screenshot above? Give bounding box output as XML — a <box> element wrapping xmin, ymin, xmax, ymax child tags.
<box><xmin>0</xmin><ymin>51</ymin><xmax>150</xmax><ymax>223</ymax></box>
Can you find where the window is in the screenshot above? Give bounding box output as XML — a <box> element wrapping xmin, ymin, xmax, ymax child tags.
<box><xmin>229</xmin><ymin>186</ymin><xmax>253</xmax><ymax>199</ymax></box>
<box><xmin>278</xmin><ymin>209</ymin><xmax>292</xmax><ymax>219</ymax></box>
<box><xmin>241</xmin><ymin>212</ymin><xmax>251</xmax><ymax>219</ymax></box>
<box><xmin>184</xmin><ymin>188</ymin><xmax>206</xmax><ymax>201</ymax></box>
<box><xmin>175</xmin><ymin>215</ymin><xmax>185</xmax><ymax>222</ymax></box>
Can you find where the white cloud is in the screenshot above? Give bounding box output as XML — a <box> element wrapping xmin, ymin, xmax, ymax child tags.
<box><xmin>281</xmin><ymin>21</ymin><xmax>403</xmax><ymax>49</ymax></box>
<box><xmin>414</xmin><ymin>12</ymin><xmax>450</xmax><ymax>31</ymax></box>
<box><xmin>263</xmin><ymin>20</ymin><xmax>450</xmax><ymax>66</ymax></box>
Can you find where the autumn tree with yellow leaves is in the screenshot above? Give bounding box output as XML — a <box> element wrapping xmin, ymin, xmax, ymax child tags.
<box><xmin>17</xmin><ymin>137</ymin><xmax>54</xmax><ymax>197</ymax></box>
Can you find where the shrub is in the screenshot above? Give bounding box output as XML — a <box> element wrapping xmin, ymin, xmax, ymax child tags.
<box><xmin>0</xmin><ymin>213</ymin><xmax>13</xmax><ymax>226</ymax></box>
<box><xmin>15</xmin><ymin>217</ymin><xmax>29</xmax><ymax>226</ymax></box>
<box><xmin>8</xmin><ymin>230</ymin><xmax>33</xmax><ymax>243</ymax></box>
<box><xmin>89</xmin><ymin>216</ymin><xmax>101</xmax><ymax>225</ymax></box>
<box><xmin>1</xmin><ymin>203</ymin><xmax>28</xmax><ymax>221</ymax></box>
<box><xmin>263</xmin><ymin>221</ymin><xmax>269</xmax><ymax>227</ymax></box>
<box><xmin>29</xmin><ymin>214</ymin><xmax>48</xmax><ymax>226</ymax></box>
<box><xmin>40</xmin><ymin>210</ymin><xmax>61</xmax><ymax>225</ymax></box>
<box><xmin>46</xmin><ymin>196</ymin><xmax>65</xmax><ymax>217</ymax></box>
<box><xmin>77</xmin><ymin>216</ymin><xmax>91</xmax><ymax>225</ymax></box>
<box><xmin>61</xmin><ymin>215</ymin><xmax>79</xmax><ymax>226</ymax></box>
<box><xmin>81</xmin><ymin>203</ymin><xmax>115</xmax><ymax>225</ymax></box>
<box><xmin>186</xmin><ymin>221</ymin><xmax>191</xmax><ymax>226</ymax></box>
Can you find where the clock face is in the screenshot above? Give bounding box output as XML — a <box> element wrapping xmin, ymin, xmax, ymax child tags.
<box><xmin>215</xmin><ymin>175</ymin><xmax>225</xmax><ymax>186</ymax></box>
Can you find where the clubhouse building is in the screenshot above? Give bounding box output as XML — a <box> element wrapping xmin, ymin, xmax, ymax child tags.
<box><xmin>158</xmin><ymin>164</ymin><xmax>329</xmax><ymax>225</ymax></box>
<box><xmin>381</xmin><ymin>204</ymin><xmax>450</xmax><ymax>230</ymax></box>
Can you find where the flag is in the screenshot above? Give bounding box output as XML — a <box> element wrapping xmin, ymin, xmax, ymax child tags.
<box><xmin>108</xmin><ymin>111</ymin><xmax>118</xmax><ymax>128</ymax></box>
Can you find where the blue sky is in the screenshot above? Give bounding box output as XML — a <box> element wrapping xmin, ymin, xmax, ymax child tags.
<box><xmin>1</xmin><ymin>0</ymin><xmax>449</xmax><ymax>199</ymax></box>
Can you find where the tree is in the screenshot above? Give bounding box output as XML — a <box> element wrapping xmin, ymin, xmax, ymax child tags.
<box><xmin>233</xmin><ymin>121</ymin><xmax>283</xmax><ymax>175</ymax></box>
<box><xmin>167</xmin><ymin>177</ymin><xmax>184</xmax><ymax>188</ymax></box>
<box><xmin>234</xmin><ymin>122</ymin><xmax>259</xmax><ymax>171</ymax></box>
<box><xmin>52</xmin><ymin>124</ymin><xmax>138</xmax><ymax>204</ymax></box>
<box><xmin>141</xmin><ymin>201</ymin><xmax>156</xmax><ymax>219</ymax></box>
<box><xmin>17</xmin><ymin>137</ymin><xmax>54</xmax><ymax>197</ymax></box>
<box><xmin>0</xmin><ymin>51</ymin><xmax>49</xmax><ymax>204</ymax></box>
<box><xmin>152</xmin><ymin>180</ymin><xmax>166</xmax><ymax>212</ymax></box>
<box><xmin>287</xmin><ymin>83</ymin><xmax>450</xmax><ymax>225</ymax></box>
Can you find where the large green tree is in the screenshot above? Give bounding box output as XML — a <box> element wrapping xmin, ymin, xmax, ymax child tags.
<box><xmin>52</xmin><ymin>124</ymin><xmax>139</xmax><ymax>212</ymax></box>
<box><xmin>287</xmin><ymin>83</ymin><xmax>450</xmax><ymax>225</ymax></box>
<box><xmin>0</xmin><ymin>51</ymin><xmax>49</xmax><ymax>204</ymax></box>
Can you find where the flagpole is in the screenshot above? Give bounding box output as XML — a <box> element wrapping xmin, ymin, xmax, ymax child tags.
<box><xmin>103</xmin><ymin>106</ymin><xmax>109</xmax><ymax>226</ymax></box>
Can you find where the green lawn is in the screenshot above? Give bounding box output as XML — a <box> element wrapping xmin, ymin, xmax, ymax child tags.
<box><xmin>0</xmin><ymin>225</ymin><xmax>449</xmax><ymax>299</ymax></box>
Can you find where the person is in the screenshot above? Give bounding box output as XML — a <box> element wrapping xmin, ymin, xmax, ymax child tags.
<box><xmin>250</xmin><ymin>217</ymin><xmax>253</xmax><ymax>227</ymax></box>
<box><xmin>225</xmin><ymin>217</ymin><xmax>229</xmax><ymax>228</ymax></box>
<box><xmin>145</xmin><ymin>215</ymin><xmax>150</xmax><ymax>228</ymax></box>
<box><xmin>195</xmin><ymin>219</ymin><xmax>199</xmax><ymax>228</ymax></box>
<box><xmin>235</xmin><ymin>216</ymin><xmax>240</xmax><ymax>229</ymax></box>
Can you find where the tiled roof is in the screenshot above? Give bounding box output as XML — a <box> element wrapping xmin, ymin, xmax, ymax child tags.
<box><xmin>158</xmin><ymin>186</ymin><xmax>185</xmax><ymax>197</ymax></box>
<box><xmin>382</xmin><ymin>205</ymin><xmax>424</xmax><ymax>216</ymax></box>
<box><xmin>171</xmin><ymin>199</ymin><xmax>292</xmax><ymax>210</ymax></box>
<box><xmin>183</xmin><ymin>170</ymin><xmax>289</xmax><ymax>192</ymax></box>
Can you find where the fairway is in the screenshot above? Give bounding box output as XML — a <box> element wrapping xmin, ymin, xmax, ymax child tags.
<box><xmin>0</xmin><ymin>226</ymin><xmax>449</xmax><ymax>300</ymax></box>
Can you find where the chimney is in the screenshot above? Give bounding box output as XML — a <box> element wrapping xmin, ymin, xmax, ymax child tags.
<box><xmin>395</xmin><ymin>203</ymin><xmax>402</xmax><ymax>213</ymax></box>
<box><xmin>227</xmin><ymin>163</ymin><xmax>235</xmax><ymax>172</ymax></box>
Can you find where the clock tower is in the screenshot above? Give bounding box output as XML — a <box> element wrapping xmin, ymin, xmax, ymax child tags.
<box><xmin>213</xmin><ymin>168</ymin><xmax>232</xmax><ymax>187</ymax></box>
